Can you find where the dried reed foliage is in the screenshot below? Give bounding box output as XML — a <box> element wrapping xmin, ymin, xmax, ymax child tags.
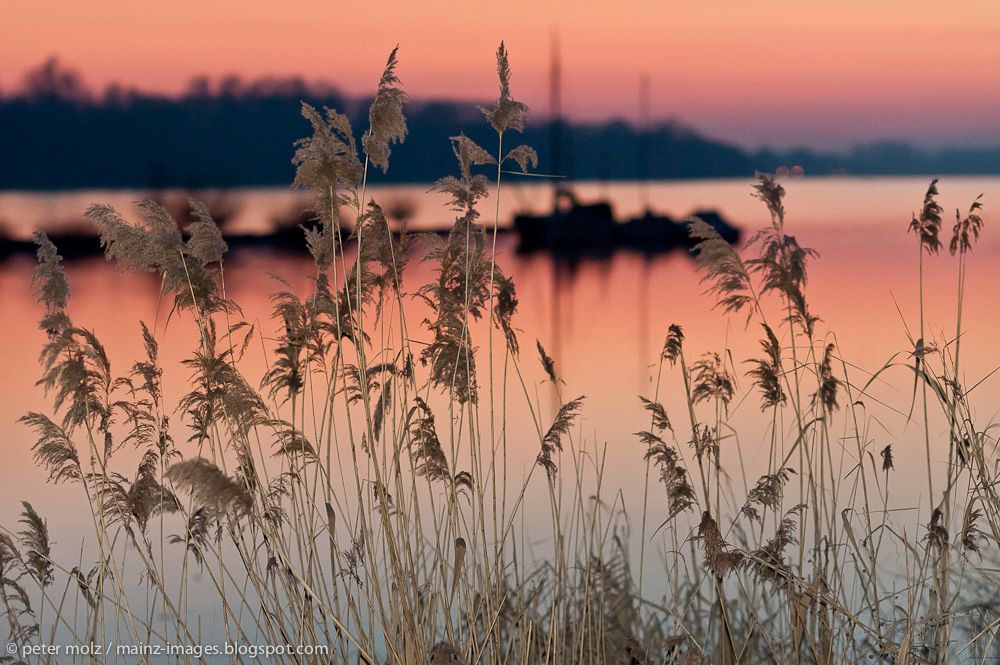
<box><xmin>11</xmin><ymin>45</ymin><xmax>1000</xmax><ymax>665</ymax></box>
<box><xmin>746</xmin><ymin>505</ymin><xmax>803</xmax><ymax>590</ymax></box>
<box><xmin>0</xmin><ymin>532</ymin><xmax>37</xmax><ymax>638</ymax></box>
<box><xmin>263</xmin><ymin>280</ymin><xmax>311</xmax><ymax>402</ymax></box>
<box><xmin>644</xmin><ymin>440</ymin><xmax>696</xmax><ymax>522</ymax></box>
<box><xmin>166</xmin><ymin>459</ymin><xmax>253</xmax><ymax>519</ymax></box>
<box><xmin>179</xmin><ymin>320</ymin><xmax>267</xmax><ymax>443</ymax></box>
<box><xmin>537</xmin><ymin>340</ymin><xmax>559</xmax><ymax>384</ymax></box>
<box><xmin>30</xmin><ymin>232</ymin><xmax>69</xmax><ymax>312</ymax></box>
<box><xmin>28</xmin><ymin>232</ymin><xmax>117</xmax><ymax>442</ymax></box>
<box><xmin>419</xmin><ymin>213</ymin><xmax>488</xmax><ymax>404</ymax></box>
<box><xmin>745</xmin><ymin>173</ymin><xmax>819</xmax><ymax>335</ymax></box>
<box><xmin>86</xmin><ymin>200</ymin><xmax>234</xmax><ymax>317</ymax></box>
<box><xmin>481</xmin><ymin>43</ymin><xmax>528</xmax><ymax>135</ymax></box>
<box><xmin>924</xmin><ymin>508</ymin><xmax>949</xmax><ymax>554</ymax></box>
<box><xmin>118</xmin><ymin>322</ymin><xmax>175</xmax><ymax>454</ymax></box>
<box><xmin>625</xmin><ymin>636</ymin><xmax>653</xmax><ymax>665</ymax></box>
<box><xmin>349</xmin><ymin>201</ymin><xmax>409</xmax><ymax>318</ymax></box>
<box><xmin>637</xmin><ymin>397</ymin><xmax>696</xmax><ymax>520</ymax></box>
<box><xmin>416</xmin><ymin>46</ymin><xmax>532</xmax><ymax>402</ymax></box>
<box><xmin>363</xmin><ymin>46</ymin><xmax>408</xmax><ymax>173</ymax></box>
<box><xmin>688</xmin><ymin>424</ymin><xmax>720</xmax><ymax>467</ymax></box>
<box><xmin>691</xmin><ymin>352</ymin><xmax>734</xmax><ymax>407</ymax></box>
<box><xmin>95</xmin><ymin>450</ymin><xmax>180</xmax><ymax>534</ymax></box>
<box><xmin>17</xmin><ymin>503</ymin><xmax>52</xmax><ymax>588</ymax></box>
<box><xmin>481</xmin><ymin>43</ymin><xmax>537</xmax><ymax>173</ymax></box>
<box><xmin>745</xmin><ymin>324</ymin><xmax>786</xmax><ymax>410</ymax></box>
<box><xmin>811</xmin><ymin>343</ymin><xmax>840</xmax><ymax>415</ymax></box>
<box><xmin>409</xmin><ymin>396</ymin><xmax>451</xmax><ymax>483</ymax></box>
<box><xmin>639</xmin><ymin>396</ymin><xmax>671</xmax><ymax>433</ymax></box>
<box><xmin>493</xmin><ymin>270</ymin><xmax>520</xmax><ymax>354</ymax></box>
<box><xmin>909</xmin><ymin>178</ymin><xmax>943</xmax><ymax>254</ymax></box>
<box><xmin>29</xmin><ymin>321</ymin><xmax>117</xmax><ymax>475</ymax></box>
<box><xmin>689</xmin><ymin>219</ymin><xmax>753</xmax><ymax>318</ymax></box>
<box><xmin>661</xmin><ymin>324</ymin><xmax>684</xmax><ymax>366</ymax></box>
<box><xmin>694</xmin><ymin>511</ymin><xmax>744</xmax><ymax>578</ymax></box>
<box><xmin>880</xmin><ymin>444</ymin><xmax>894</xmax><ymax>472</ymax></box>
<box><xmin>740</xmin><ymin>468</ymin><xmax>795</xmax><ymax>523</ymax></box>
<box><xmin>269</xmin><ymin>420</ymin><xmax>317</xmax><ymax>460</ymax></box>
<box><xmin>536</xmin><ymin>396</ymin><xmax>585</xmax><ymax>480</ymax></box>
<box><xmin>293</xmin><ymin>103</ymin><xmax>362</xmax><ymax>269</ymax></box>
<box><xmin>19</xmin><ymin>412</ymin><xmax>81</xmax><ymax>484</ymax></box>
<box><xmin>584</xmin><ymin>544</ymin><xmax>639</xmax><ymax>664</ymax></box>
<box><xmin>950</xmin><ymin>195</ymin><xmax>984</xmax><ymax>255</ymax></box>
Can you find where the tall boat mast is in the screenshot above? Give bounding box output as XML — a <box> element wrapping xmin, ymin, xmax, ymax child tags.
<box><xmin>638</xmin><ymin>71</ymin><xmax>651</xmax><ymax>210</ymax></box>
<box><xmin>549</xmin><ymin>29</ymin><xmax>563</xmax><ymax>207</ymax></box>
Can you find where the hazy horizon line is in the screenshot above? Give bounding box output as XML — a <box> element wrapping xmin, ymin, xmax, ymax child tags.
<box><xmin>7</xmin><ymin>57</ymin><xmax>1000</xmax><ymax>160</ymax></box>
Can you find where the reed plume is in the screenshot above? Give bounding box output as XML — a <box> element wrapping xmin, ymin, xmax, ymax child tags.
<box><xmin>745</xmin><ymin>173</ymin><xmax>819</xmax><ymax>335</ymax></box>
<box><xmin>909</xmin><ymin>178</ymin><xmax>943</xmax><ymax>254</ymax></box>
<box><xmin>165</xmin><ymin>458</ymin><xmax>254</xmax><ymax>523</ymax></box>
<box><xmin>363</xmin><ymin>45</ymin><xmax>408</xmax><ymax>173</ymax></box>
<box><xmin>19</xmin><ymin>412</ymin><xmax>81</xmax><ymax>484</ymax></box>
<box><xmin>661</xmin><ymin>324</ymin><xmax>684</xmax><ymax>366</ymax></box>
<box><xmin>537</xmin><ymin>339</ymin><xmax>559</xmax><ymax>384</ymax></box>
<box><xmin>740</xmin><ymin>468</ymin><xmax>795</xmax><ymax>524</ymax></box>
<box><xmin>694</xmin><ymin>511</ymin><xmax>744</xmax><ymax>578</ymax></box>
<box><xmin>536</xmin><ymin>396</ymin><xmax>585</xmax><ymax>480</ymax></box>
<box><xmin>86</xmin><ymin>200</ymin><xmax>232</xmax><ymax>316</ymax></box>
<box><xmin>745</xmin><ymin>323</ymin><xmax>786</xmax><ymax>410</ymax></box>
<box><xmin>17</xmin><ymin>503</ymin><xmax>52</xmax><ymax>587</ymax></box>
<box><xmin>293</xmin><ymin>103</ymin><xmax>362</xmax><ymax>269</ymax></box>
<box><xmin>689</xmin><ymin>220</ymin><xmax>753</xmax><ymax>318</ymax></box>
<box><xmin>30</xmin><ymin>231</ymin><xmax>69</xmax><ymax>312</ymax></box>
<box><xmin>746</xmin><ymin>505</ymin><xmax>803</xmax><ymax>589</ymax></box>
<box><xmin>409</xmin><ymin>396</ymin><xmax>451</xmax><ymax>483</ymax></box>
<box><xmin>950</xmin><ymin>194</ymin><xmax>984</xmax><ymax>255</ymax></box>
<box><xmin>810</xmin><ymin>343</ymin><xmax>840</xmax><ymax>415</ymax></box>
<box><xmin>691</xmin><ymin>352</ymin><xmax>734</xmax><ymax>407</ymax></box>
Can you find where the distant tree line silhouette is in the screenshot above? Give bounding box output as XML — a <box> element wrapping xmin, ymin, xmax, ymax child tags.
<box><xmin>1</xmin><ymin>58</ymin><xmax>997</xmax><ymax>190</ymax></box>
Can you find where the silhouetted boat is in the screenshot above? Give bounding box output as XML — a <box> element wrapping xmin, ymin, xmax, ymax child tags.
<box><xmin>512</xmin><ymin>188</ymin><xmax>739</xmax><ymax>255</ymax></box>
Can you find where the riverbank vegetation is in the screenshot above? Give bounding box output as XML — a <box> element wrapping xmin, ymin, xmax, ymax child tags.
<box><xmin>1</xmin><ymin>46</ymin><xmax>996</xmax><ymax>665</ymax></box>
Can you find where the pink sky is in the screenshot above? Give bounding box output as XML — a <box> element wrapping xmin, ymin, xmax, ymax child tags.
<box><xmin>3</xmin><ymin>0</ymin><xmax>998</xmax><ymax>150</ymax></box>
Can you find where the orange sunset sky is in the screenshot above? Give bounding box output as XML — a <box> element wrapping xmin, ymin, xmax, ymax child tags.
<box><xmin>2</xmin><ymin>0</ymin><xmax>998</xmax><ymax>150</ymax></box>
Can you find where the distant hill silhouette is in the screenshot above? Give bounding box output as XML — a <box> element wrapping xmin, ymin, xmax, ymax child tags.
<box><xmin>1</xmin><ymin>58</ymin><xmax>998</xmax><ymax>190</ymax></box>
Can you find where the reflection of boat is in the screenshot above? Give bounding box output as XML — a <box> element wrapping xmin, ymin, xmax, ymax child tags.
<box><xmin>512</xmin><ymin>188</ymin><xmax>740</xmax><ymax>255</ymax></box>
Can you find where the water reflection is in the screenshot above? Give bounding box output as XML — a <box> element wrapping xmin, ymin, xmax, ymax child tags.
<box><xmin>3</xmin><ymin>178</ymin><xmax>999</xmax><ymax>571</ymax></box>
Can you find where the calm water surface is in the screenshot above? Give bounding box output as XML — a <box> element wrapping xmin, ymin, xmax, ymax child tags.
<box><xmin>2</xmin><ymin>176</ymin><xmax>999</xmax><ymax>572</ymax></box>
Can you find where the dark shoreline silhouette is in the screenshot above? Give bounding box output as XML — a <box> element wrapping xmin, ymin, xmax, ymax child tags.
<box><xmin>2</xmin><ymin>59</ymin><xmax>999</xmax><ymax>192</ymax></box>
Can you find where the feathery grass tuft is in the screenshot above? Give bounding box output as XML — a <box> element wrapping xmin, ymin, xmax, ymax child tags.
<box><xmin>17</xmin><ymin>503</ymin><xmax>52</xmax><ymax>587</ymax></box>
<box><xmin>745</xmin><ymin>323</ymin><xmax>786</xmax><ymax>410</ymax></box>
<box><xmin>30</xmin><ymin>232</ymin><xmax>69</xmax><ymax>312</ymax></box>
<box><xmin>363</xmin><ymin>46</ymin><xmax>408</xmax><ymax>173</ymax></box>
<box><xmin>810</xmin><ymin>343</ymin><xmax>840</xmax><ymax>415</ymax></box>
<box><xmin>537</xmin><ymin>339</ymin><xmax>558</xmax><ymax>384</ymax></box>
<box><xmin>165</xmin><ymin>458</ymin><xmax>253</xmax><ymax>523</ymax></box>
<box><xmin>950</xmin><ymin>194</ymin><xmax>984</xmax><ymax>255</ymax></box>
<box><xmin>408</xmin><ymin>397</ymin><xmax>451</xmax><ymax>483</ymax></box>
<box><xmin>537</xmin><ymin>396</ymin><xmax>585</xmax><ymax>480</ymax></box>
<box><xmin>694</xmin><ymin>511</ymin><xmax>744</xmax><ymax>578</ymax></box>
<box><xmin>909</xmin><ymin>178</ymin><xmax>943</xmax><ymax>254</ymax></box>
<box><xmin>19</xmin><ymin>412</ymin><xmax>81</xmax><ymax>483</ymax></box>
<box><xmin>661</xmin><ymin>324</ymin><xmax>684</xmax><ymax>366</ymax></box>
<box><xmin>691</xmin><ymin>352</ymin><xmax>734</xmax><ymax>407</ymax></box>
<box><xmin>689</xmin><ymin>219</ymin><xmax>754</xmax><ymax>318</ymax></box>
<box><xmin>741</xmin><ymin>468</ymin><xmax>795</xmax><ymax>523</ymax></box>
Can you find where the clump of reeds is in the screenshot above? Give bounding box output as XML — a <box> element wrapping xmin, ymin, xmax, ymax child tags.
<box><xmin>4</xmin><ymin>42</ymin><xmax>998</xmax><ymax>665</ymax></box>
